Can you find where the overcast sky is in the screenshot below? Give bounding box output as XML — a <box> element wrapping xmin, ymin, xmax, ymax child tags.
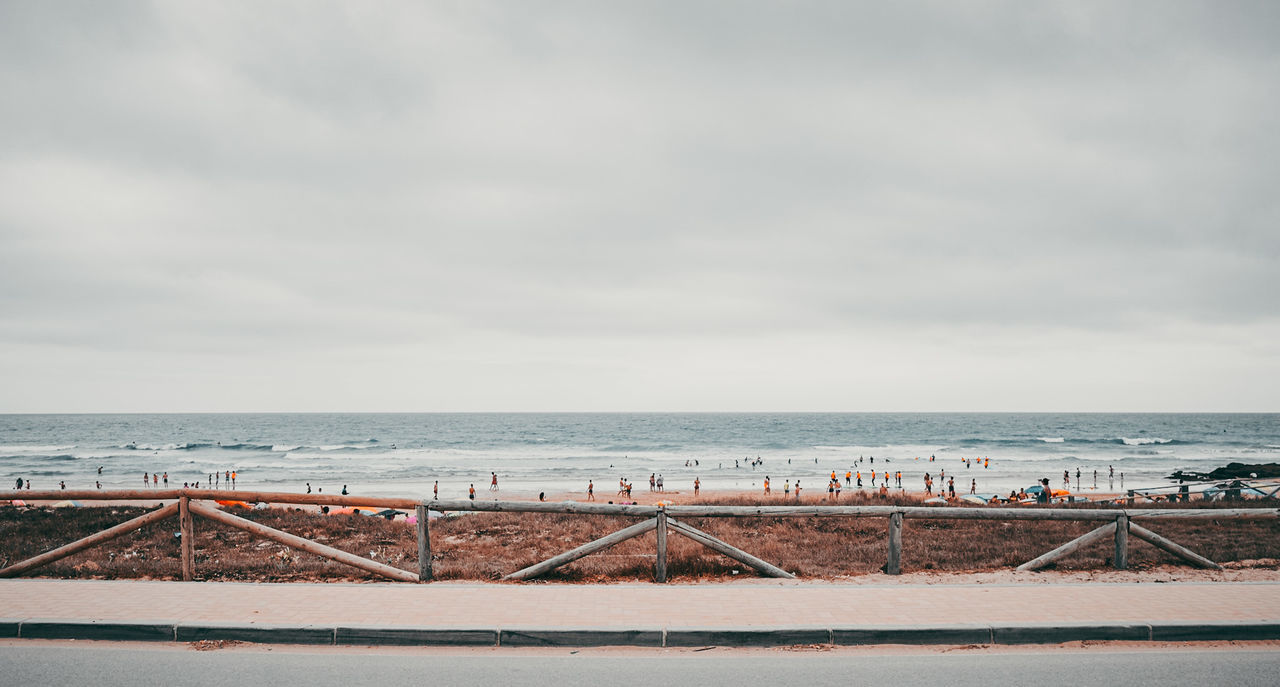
<box><xmin>1</xmin><ymin>1</ymin><xmax>1277</xmax><ymax>413</ymax></box>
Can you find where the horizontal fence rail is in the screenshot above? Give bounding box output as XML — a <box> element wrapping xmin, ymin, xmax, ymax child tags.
<box><xmin>2</xmin><ymin>489</ymin><xmax>1276</xmax><ymax>582</ymax></box>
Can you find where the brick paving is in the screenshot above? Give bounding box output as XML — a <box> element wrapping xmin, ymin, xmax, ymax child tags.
<box><xmin>2</xmin><ymin>579</ymin><xmax>1278</xmax><ymax>629</ymax></box>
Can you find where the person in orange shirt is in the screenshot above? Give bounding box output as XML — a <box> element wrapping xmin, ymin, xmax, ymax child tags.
<box><xmin>694</xmin><ymin>477</ymin><xmax>700</xmax><ymax>495</ymax></box>
<box><xmin>764</xmin><ymin>476</ymin><xmax>770</xmax><ymax>494</ymax></box>
<box><xmin>845</xmin><ymin>471</ymin><xmax>851</xmax><ymax>486</ymax></box>
<box><xmin>469</xmin><ymin>484</ymin><xmax>476</xmax><ymax>500</ymax></box>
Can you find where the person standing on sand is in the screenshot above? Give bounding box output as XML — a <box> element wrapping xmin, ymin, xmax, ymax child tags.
<box><xmin>306</xmin><ymin>482</ymin><xmax>311</xmax><ymax>494</ymax></box>
<box><xmin>1038</xmin><ymin>478</ymin><xmax>1051</xmax><ymax>504</ymax></box>
<box><xmin>694</xmin><ymin>477</ymin><xmax>700</xmax><ymax>495</ymax></box>
<box><xmin>163</xmin><ymin>472</ymin><xmax>168</xmax><ymax>486</ymax></box>
<box><xmin>650</xmin><ymin>474</ymin><xmax>656</xmax><ymax>492</ymax></box>
<box><xmin>657</xmin><ymin>474</ymin><xmax>664</xmax><ymax>492</ymax></box>
<box><xmin>764</xmin><ymin>476</ymin><xmax>770</xmax><ymax>494</ymax></box>
<box><xmin>587</xmin><ymin>480</ymin><xmax>595</xmax><ymax>500</ymax></box>
<box><xmin>433</xmin><ymin>481</ymin><xmax>438</xmax><ymax>499</ymax></box>
<box><xmin>784</xmin><ymin>480</ymin><xmax>790</xmax><ymax>497</ymax></box>
<box><xmin>970</xmin><ymin>479</ymin><xmax>976</xmax><ymax>494</ymax></box>
<box><xmin>469</xmin><ymin>484</ymin><xmax>475</xmax><ymax>500</ymax></box>
<box><xmin>490</xmin><ymin>472</ymin><xmax>498</xmax><ymax>491</ymax></box>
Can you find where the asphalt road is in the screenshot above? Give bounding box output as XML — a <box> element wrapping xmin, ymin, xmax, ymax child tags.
<box><xmin>5</xmin><ymin>644</ymin><xmax>1280</xmax><ymax>686</ymax></box>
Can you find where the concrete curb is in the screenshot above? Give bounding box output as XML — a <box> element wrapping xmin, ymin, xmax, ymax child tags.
<box><xmin>3</xmin><ymin>618</ymin><xmax>1279</xmax><ymax>647</ymax></box>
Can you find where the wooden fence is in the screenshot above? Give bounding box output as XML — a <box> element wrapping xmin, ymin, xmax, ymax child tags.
<box><xmin>2</xmin><ymin>489</ymin><xmax>1277</xmax><ymax>583</ymax></box>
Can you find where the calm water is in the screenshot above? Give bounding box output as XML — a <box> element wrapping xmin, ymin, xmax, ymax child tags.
<box><xmin>1</xmin><ymin>413</ymin><xmax>1276</xmax><ymax>499</ymax></box>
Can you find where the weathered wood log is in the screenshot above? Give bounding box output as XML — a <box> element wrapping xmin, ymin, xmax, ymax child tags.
<box><xmin>429</xmin><ymin>499</ymin><xmax>657</xmax><ymax>516</ymax></box>
<box><xmin>416</xmin><ymin>504</ymin><xmax>432</xmax><ymax>582</ymax></box>
<box><xmin>1</xmin><ymin>489</ymin><xmax>182</xmax><ymax>501</ymax></box>
<box><xmin>666</xmin><ymin>517</ymin><xmax>795</xmax><ymax>579</ymax></box>
<box><xmin>1125</xmin><ymin>509</ymin><xmax>1280</xmax><ymax>520</ymax></box>
<box><xmin>1128</xmin><ymin>521</ymin><xmax>1223</xmax><ymax>570</ymax></box>
<box><xmin>503</xmin><ymin>518</ymin><xmax>659</xmax><ymax>581</ymax></box>
<box><xmin>655</xmin><ymin>509</ymin><xmax>668</xmax><ymax>583</ymax></box>
<box><xmin>179</xmin><ymin>495</ymin><xmax>194</xmax><ymax>581</ymax></box>
<box><xmin>0</xmin><ymin>502</ymin><xmax>180</xmax><ymax>578</ymax></box>
<box><xmin>2</xmin><ymin>490</ymin><xmax>1275</xmax><ymax>521</ymax></box>
<box><xmin>1016</xmin><ymin>521</ymin><xmax>1118</xmax><ymax>572</ymax></box>
<box><xmin>186</xmin><ymin>501</ymin><xmax>418</xmax><ymax>583</ymax></box>
<box><xmin>663</xmin><ymin>505</ymin><xmax>1121</xmax><ymax>521</ymax></box>
<box><xmin>1114</xmin><ymin>513</ymin><xmax>1128</xmax><ymax>570</ymax></box>
<box><xmin>886</xmin><ymin>512</ymin><xmax>903</xmax><ymax>575</ymax></box>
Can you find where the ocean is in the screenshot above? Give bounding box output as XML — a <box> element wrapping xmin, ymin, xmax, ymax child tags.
<box><xmin>1</xmin><ymin>413</ymin><xmax>1277</xmax><ymax>500</ymax></box>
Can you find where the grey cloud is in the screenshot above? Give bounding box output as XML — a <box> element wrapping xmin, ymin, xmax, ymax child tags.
<box><xmin>1</xmin><ymin>1</ymin><xmax>1277</xmax><ymax>410</ymax></box>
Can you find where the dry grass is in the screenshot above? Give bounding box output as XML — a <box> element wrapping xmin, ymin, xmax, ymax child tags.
<box><xmin>2</xmin><ymin>494</ymin><xmax>1278</xmax><ymax>582</ymax></box>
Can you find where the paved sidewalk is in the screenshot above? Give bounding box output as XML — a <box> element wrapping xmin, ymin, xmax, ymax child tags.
<box><xmin>2</xmin><ymin>579</ymin><xmax>1279</xmax><ymax>646</ymax></box>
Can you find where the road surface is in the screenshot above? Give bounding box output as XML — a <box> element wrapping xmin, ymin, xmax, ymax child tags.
<box><xmin>4</xmin><ymin>642</ymin><xmax>1279</xmax><ymax>686</ymax></box>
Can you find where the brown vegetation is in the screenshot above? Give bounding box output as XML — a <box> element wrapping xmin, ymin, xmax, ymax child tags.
<box><xmin>2</xmin><ymin>494</ymin><xmax>1277</xmax><ymax>582</ymax></box>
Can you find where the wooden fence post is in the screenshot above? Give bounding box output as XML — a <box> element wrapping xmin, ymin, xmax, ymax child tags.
<box><xmin>886</xmin><ymin>511</ymin><xmax>903</xmax><ymax>575</ymax></box>
<box><xmin>416</xmin><ymin>503</ymin><xmax>432</xmax><ymax>582</ymax></box>
<box><xmin>179</xmin><ymin>495</ymin><xmax>194</xmax><ymax>581</ymax></box>
<box><xmin>1114</xmin><ymin>513</ymin><xmax>1129</xmax><ymax>570</ymax></box>
<box><xmin>655</xmin><ymin>507</ymin><xmax>668</xmax><ymax>583</ymax></box>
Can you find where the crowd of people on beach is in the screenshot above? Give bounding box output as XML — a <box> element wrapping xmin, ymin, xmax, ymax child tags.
<box><xmin>9</xmin><ymin>453</ymin><xmax>1131</xmax><ymax>513</ymax></box>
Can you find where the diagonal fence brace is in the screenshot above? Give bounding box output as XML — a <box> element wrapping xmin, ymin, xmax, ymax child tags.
<box><xmin>504</xmin><ymin>517</ymin><xmax>659</xmax><ymax>581</ymax></box>
<box><xmin>666</xmin><ymin>517</ymin><xmax>795</xmax><ymax>579</ymax></box>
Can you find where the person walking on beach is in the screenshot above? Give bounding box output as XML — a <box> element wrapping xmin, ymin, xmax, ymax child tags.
<box><xmin>469</xmin><ymin>484</ymin><xmax>476</xmax><ymax>500</ymax></box>
<box><xmin>587</xmin><ymin>480</ymin><xmax>595</xmax><ymax>500</ymax></box>
<box><xmin>795</xmin><ymin>481</ymin><xmax>802</xmax><ymax>501</ymax></box>
<box><xmin>694</xmin><ymin>477</ymin><xmax>700</xmax><ymax>495</ymax></box>
<box><xmin>764</xmin><ymin>476</ymin><xmax>770</xmax><ymax>495</ymax></box>
<box><xmin>433</xmin><ymin>481</ymin><xmax>439</xmax><ymax>499</ymax></box>
<box><xmin>657</xmin><ymin>474</ymin><xmax>664</xmax><ymax>492</ymax></box>
<box><xmin>163</xmin><ymin>472</ymin><xmax>168</xmax><ymax>486</ymax></box>
<box><xmin>784</xmin><ymin>480</ymin><xmax>790</xmax><ymax>497</ymax></box>
<box><xmin>490</xmin><ymin>472</ymin><xmax>498</xmax><ymax>491</ymax></box>
<box><xmin>144</xmin><ymin>472</ymin><xmax>149</xmax><ymax>487</ymax></box>
<box><xmin>970</xmin><ymin>478</ymin><xmax>976</xmax><ymax>494</ymax></box>
<box><xmin>845</xmin><ymin>471</ymin><xmax>852</xmax><ymax>487</ymax></box>
<box><xmin>231</xmin><ymin>471</ymin><xmax>237</xmax><ymax>488</ymax></box>
<box><xmin>650</xmin><ymin>474</ymin><xmax>656</xmax><ymax>492</ymax></box>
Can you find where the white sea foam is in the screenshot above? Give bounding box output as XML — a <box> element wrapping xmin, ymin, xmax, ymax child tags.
<box><xmin>271</xmin><ymin>445</ymin><xmax>301</xmax><ymax>452</ymax></box>
<box><xmin>1038</xmin><ymin>437</ymin><xmax>1065</xmax><ymax>443</ymax></box>
<box><xmin>0</xmin><ymin>444</ymin><xmax>76</xmax><ymax>454</ymax></box>
<box><xmin>1120</xmin><ymin>437</ymin><xmax>1172</xmax><ymax>446</ymax></box>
